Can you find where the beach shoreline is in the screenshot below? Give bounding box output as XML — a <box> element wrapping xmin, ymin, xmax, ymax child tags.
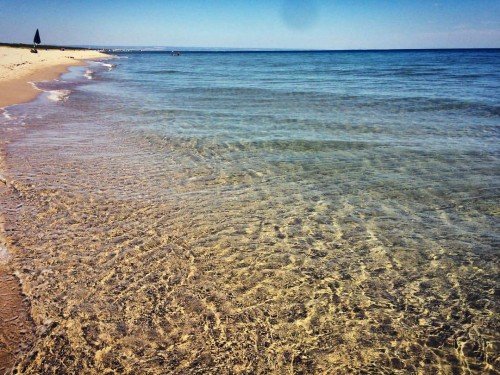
<box><xmin>0</xmin><ymin>127</ymin><xmax>34</xmax><ymax>374</ymax></box>
<box><xmin>0</xmin><ymin>46</ymin><xmax>110</xmax><ymax>373</ymax></box>
<box><xmin>0</xmin><ymin>148</ymin><xmax>33</xmax><ymax>374</ymax></box>
<box><xmin>0</xmin><ymin>46</ymin><xmax>110</xmax><ymax>108</ymax></box>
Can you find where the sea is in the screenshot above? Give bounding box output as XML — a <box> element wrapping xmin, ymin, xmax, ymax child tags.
<box><xmin>0</xmin><ymin>49</ymin><xmax>499</xmax><ymax>373</ymax></box>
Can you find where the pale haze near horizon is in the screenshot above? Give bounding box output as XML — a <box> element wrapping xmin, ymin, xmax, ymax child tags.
<box><xmin>0</xmin><ymin>0</ymin><xmax>499</xmax><ymax>49</ymax></box>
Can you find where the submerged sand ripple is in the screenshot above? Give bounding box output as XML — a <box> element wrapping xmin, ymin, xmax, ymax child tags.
<box><xmin>1</xmin><ymin>115</ymin><xmax>498</xmax><ymax>374</ymax></box>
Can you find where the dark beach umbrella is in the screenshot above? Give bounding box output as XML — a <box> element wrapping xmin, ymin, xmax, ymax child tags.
<box><xmin>33</xmin><ymin>29</ymin><xmax>41</xmax><ymax>45</ymax></box>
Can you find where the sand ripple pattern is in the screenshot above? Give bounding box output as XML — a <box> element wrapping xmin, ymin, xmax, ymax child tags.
<box><xmin>0</xmin><ymin>118</ymin><xmax>496</xmax><ymax>374</ymax></box>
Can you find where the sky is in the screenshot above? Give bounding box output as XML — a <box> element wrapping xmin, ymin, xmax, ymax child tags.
<box><xmin>0</xmin><ymin>0</ymin><xmax>499</xmax><ymax>49</ymax></box>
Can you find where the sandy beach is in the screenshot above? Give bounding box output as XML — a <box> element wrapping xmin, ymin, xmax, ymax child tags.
<box><xmin>0</xmin><ymin>46</ymin><xmax>109</xmax><ymax>108</ymax></box>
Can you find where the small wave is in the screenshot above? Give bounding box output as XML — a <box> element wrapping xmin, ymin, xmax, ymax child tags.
<box><xmin>28</xmin><ymin>81</ymin><xmax>43</xmax><ymax>92</ymax></box>
<box><xmin>143</xmin><ymin>69</ymin><xmax>184</xmax><ymax>75</ymax></box>
<box><xmin>446</xmin><ymin>73</ymin><xmax>496</xmax><ymax>79</ymax></box>
<box><xmin>47</xmin><ymin>90</ymin><xmax>71</xmax><ymax>102</ymax></box>
<box><xmin>1</xmin><ymin>109</ymin><xmax>13</xmax><ymax>120</ymax></box>
<box><xmin>379</xmin><ymin>97</ymin><xmax>500</xmax><ymax>116</ymax></box>
<box><xmin>0</xmin><ymin>109</ymin><xmax>25</xmax><ymax>126</ymax></box>
<box><xmin>96</xmin><ymin>61</ymin><xmax>116</xmax><ymax>71</ymax></box>
<box><xmin>30</xmin><ymin>81</ymin><xmax>72</xmax><ymax>102</ymax></box>
<box><xmin>172</xmin><ymin>87</ymin><xmax>500</xmax><ymax>117</ymax></box>
<box><xmin>84</xmin><ymin>69</ymin><xmax>94</xmax><ymax>80</ymax></box>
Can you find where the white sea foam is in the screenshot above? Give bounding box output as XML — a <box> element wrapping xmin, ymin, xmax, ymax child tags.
<box><xmin>96</xmin><ymin>61</ymin><xmax>116</xmax><ymax>71</ymax></box>
<box><xmin>28</xmin><ymin>81</ymin><xmax>71</xmax><ymax>103</ymax></box>
<box><xmin>1</xmin><ymin>109</ymin><xmax>13</xmax><ymax>120</ymax></box>
<box><xmin>47</xmin><ymin>90</ymin><xmax>71</xmax><ymax>102</ymax></box>
<box><xmin>28</xmin><ymin>81</ymin><xmax>43</xmax><ymax>91</ymax></box>
<box><xmin>84</xmin><ymin>69</ymin><xmax>94</xmax><ymax>80</ymax></box>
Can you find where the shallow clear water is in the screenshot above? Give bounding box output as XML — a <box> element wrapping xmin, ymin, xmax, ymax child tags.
<box><xmin>1</xmin><ymin>50</ymin><xmax>499</xmax><ymax>374</ymax></box>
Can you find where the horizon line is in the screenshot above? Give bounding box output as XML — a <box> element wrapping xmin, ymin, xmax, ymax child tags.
<box><xmin>2</xmin><ymin>42</ymin><xmax>499</xmax><ymax>52</ymax></box>
<box><xmin>94</xmin><ymin>45</ymin><xmax>500</xmax><ymax>53</ymax></box>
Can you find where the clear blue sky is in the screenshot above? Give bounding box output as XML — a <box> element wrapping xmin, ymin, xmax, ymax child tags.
<box><xmin>0</xmin><ymin>0</ymin><xmax>499</xmax><ymax>49</ymax></box>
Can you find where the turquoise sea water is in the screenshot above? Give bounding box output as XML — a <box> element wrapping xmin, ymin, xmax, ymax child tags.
<box><xmin>1</xmin><ymin>50</ymin><xmax>499</xmax><ymax>373</ymax></box>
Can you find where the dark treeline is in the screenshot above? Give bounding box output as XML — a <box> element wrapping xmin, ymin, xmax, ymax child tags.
<box><xmin>0</xmin><ymin>42</ymin><xmax>93</xmax><ymax>51</ymax></box>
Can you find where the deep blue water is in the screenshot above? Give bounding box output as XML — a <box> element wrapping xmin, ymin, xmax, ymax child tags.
<box><xmin>102</xmin><ymin>50</ymin><xmax>499</xmax><ymax>148</ymax></box>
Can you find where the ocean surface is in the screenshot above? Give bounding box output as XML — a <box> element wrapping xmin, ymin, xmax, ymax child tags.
<box><xmin>1</xmin><ymin>50</ymin><xmax>499</xmax><ymax>373</ymax></box>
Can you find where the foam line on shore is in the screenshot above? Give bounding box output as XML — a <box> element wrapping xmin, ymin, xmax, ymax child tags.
<box><xmin>0</xmin><ymin>46</ymin><xmax>110</xmax><ymax>108</ymax></box>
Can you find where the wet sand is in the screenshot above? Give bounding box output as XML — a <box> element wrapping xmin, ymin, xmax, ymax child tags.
<box><xmin>1</xmin><ymin>141</ymin><xmax>34</xmax><ymax>374</ymax></box>
<box><xmin>1</xmin><ymin>154</ymin><xmax>34</xmax><ymax>374</ymax></box>
<box><xmin>0</xmin><ymin>46</ymin><xmax>108</xmax><ymax>108</ymax></box>
<box><xmin>0</xmin><ymin>266</ymin><xmax>35</xmax><ymax>374</ymax></box>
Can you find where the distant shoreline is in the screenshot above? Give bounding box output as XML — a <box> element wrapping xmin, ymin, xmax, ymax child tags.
<box><xmin>93</xmin><ymin>47</ymin><xmax>500</xmax><ymax>53</ymax></box>
<box><xmin>2</xmin><ymin>42</ymin><xmax>498</xmax><ymax>54</ymax></box>
<box><xmin>0</xmin><ymin>42</ymin><xmax>103</xmax><ymax>51</ymax></box>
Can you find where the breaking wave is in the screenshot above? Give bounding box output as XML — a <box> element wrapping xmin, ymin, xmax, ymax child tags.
<box><xmin>47</xmin><ymin>90</ymin><xmax>71</xmax><ymax>102</ymax></box>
